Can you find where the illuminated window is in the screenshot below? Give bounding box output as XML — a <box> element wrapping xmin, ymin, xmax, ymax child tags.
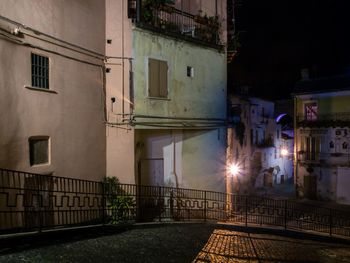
<box><xmin>29</xmin><ymin>137</ymin><xmax>49</xmax><ymax>166</ymax></box>
<box><xmin>148</xmin><ymin>58</ymin><xmax>168</xmax><ymax>98</ymax></box>
<box><xmin>31</xmin><ymin>53</ymin><xmax>49</xmax><ymax>89</ymax></box>
<box><xmin>304</xmin><ymin>102</ymin><xmax>317</xmax><ymax>121</ymax></box>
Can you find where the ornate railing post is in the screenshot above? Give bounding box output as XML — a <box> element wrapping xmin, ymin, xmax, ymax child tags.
<box><xmin>284</xmin><ymin>199</ymin><xmax>288</xmax><ymax>230</ymax></box>
<box><xmin>158</xmin><ymin>186</ymin><xmax>162</xmax><ymax>222</ymax></box>
<box><xmin>170</xmin><ymin>189</ymin><xmax>174</xmax><ymax>219</ymax></box>
<box><xmin>329</xmin><ymin>208</ymin><xmax>333</xmax><ymax>236</ymax></box>
<box><xmin>204</xmin><ymin>191</ymin><xmax>207</xmax><ymax>222</ymax></box>
<box><xmin>245</xmin><ymin>195</ymin><xmax>248</xmax><ymax>227</ymax></box>
<box><xmin>102</xmin><ymin>180</ymin><xmax>105</xmax><ymax>224</ymax></box>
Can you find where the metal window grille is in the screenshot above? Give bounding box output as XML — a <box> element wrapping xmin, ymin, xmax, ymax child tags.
<box><xmin>31</xmin><ymin>53</ymin><xmax>49</xmax><ymax>89</ymax></box>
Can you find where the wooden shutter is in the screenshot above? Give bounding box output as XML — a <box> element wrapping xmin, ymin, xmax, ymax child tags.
<box><xmin>148</xmin><ymin>58</ymin><xmax>159</xmax><ymax>97</ymax></box>
<box><xmin>159</xmin><ymin>60</ymin><xmax>168</xmax><ymax>97</ymax></box>
<box><xmin>148</xmin><ymin>58</ymin><xmax>168</xmax><ymax>98</ymax></box>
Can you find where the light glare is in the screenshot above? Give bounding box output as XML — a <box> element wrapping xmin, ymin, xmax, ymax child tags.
<box><xmin>229</xmin><ymin>163</ymin><xmax>240</xmax><ymax>176</ymax></box>
<box><xmin>281</xmin><ymin>148</ymin><xmax>288</xmax><ymax>156</ymax></box>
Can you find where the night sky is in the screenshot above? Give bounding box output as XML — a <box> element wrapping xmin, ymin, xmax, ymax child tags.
<box><xmin>228</xmin><ymin>0</ymin><xmax>350</xmax><ymax>100</ymax></box>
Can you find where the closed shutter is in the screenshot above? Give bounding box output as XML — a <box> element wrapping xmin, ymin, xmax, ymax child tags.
<box><xmin>148</xmin><ymin>58</ymin><xmax>159</xmax><ymax>97</ymax></box>
<box><xmin>148</xmin><ymin>58</ymin><xmax>168</xmax><ymax>98</ymax></box>
<box><xmin>159</xmin><ymin>60</ymin><xmax>168</xmax><ymax>97</ymax></box>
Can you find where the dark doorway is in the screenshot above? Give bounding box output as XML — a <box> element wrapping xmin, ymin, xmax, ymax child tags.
<box><xmin>304</xmin><ymin>175</ymin><xmax>317</xmax><ymax>199</ymax></box>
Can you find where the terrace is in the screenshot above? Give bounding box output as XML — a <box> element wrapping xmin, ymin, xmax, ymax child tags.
<box><xmin>128</xmin><ymin>0</ymin><xmax>223</xmax><ymax>49</ymax></box>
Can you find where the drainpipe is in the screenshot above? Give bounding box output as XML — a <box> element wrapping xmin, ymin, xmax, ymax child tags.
<box><xmin>171</xmin><ymin>131</ymin><xmax>179</xmax><ymax>188</ymax></box>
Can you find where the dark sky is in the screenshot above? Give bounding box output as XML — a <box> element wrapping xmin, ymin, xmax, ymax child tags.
<box><xmin>228</xmin><ymin>0</ymin><xmax>350</xmax><ymax>100</ymax></box>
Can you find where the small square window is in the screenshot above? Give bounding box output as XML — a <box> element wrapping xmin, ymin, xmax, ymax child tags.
<box><xmin>29</xmin><ymin>137</ymin><xmax>49</xmax><ymax>166</ymax></box>
<box><xmin>187</xmin><ymin>66</ymin><xmax>194</xmax><ymax>77</ymax></box>
<box><xmin>31</xmin><ymin>53</ymin><xmax>49</xmax><ymax>89</ymax></box>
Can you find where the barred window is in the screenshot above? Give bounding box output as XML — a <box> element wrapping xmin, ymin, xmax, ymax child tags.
<box><xmin>29</xmin><ymin>137</ymin><xmax>49</xmax><ymax>166</ymax></box>
<box><xmin>31</xmin><ymin>53</ymin><xmax>49</xmax><ymax>89</ymax></box>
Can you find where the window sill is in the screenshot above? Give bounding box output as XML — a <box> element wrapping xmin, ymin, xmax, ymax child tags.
<box><xmin>25</xmin><ymin>86</ymin><xmax>58</xmax><ymax>94</ymax></box>
<box><xmin>30</xmin><ymin>163</ymin><xmax>51</xmax><ymax>169</ymax></box>
<box><xmin>147</xmin><ymin>96</ymin><xmax>170</xmax><ymax>101</ymax></box>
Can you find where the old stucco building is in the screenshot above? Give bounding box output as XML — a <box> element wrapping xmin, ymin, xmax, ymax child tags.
<box><xmin>106</xmin><ymin>0</ymin><xmax>227</xmax><ymax>192</ymax></box>
<box><xmin>0</xmin><ymin>0</ymin><xmax>228</xmax><ymax>192</ymax></box>
<box><xmin>0</xmin><ymin>0</ymin><xmax>106</xmax><ymax>181</ymax></box>
<box><xmin>294</xmin><ymin>82</ymin><xmax>350</xmax><ymax>204</ymax></box>
<box><xmin>227</xmin><ymin>94</ymin><xmax>294</xmax><ymax>195</ymax></box>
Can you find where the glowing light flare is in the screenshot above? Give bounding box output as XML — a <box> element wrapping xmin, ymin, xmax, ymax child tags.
<box><xmin>281</xmin><ymin>148</ymin><xmax>289</xmax><ymax>156</ymax></box>
<box><xmin>228</xmin><ymin>163</ymin><xmax>240</xmax><ymax>176</ymax></box>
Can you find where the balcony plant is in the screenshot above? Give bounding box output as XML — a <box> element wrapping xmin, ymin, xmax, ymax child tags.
<box><xmin>143</xmin><ymin>0</ymin><xmax>175</xmax><ymax>23</ymax></box>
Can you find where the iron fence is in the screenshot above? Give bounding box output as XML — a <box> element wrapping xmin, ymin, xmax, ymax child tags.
<box><xmin>1</xmin><ymin>168</ymin><xmax>350</xmax><ymax>238</ymax></box>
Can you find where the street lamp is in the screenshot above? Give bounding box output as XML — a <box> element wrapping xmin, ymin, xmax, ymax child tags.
<box><xmin>281</xmin><ymin>147</ymin><xmax>288</xmax><ymax>157</ymax></box>
<box><xmin>228</xmin><ymin>163</ymin><xmax>240</xmax><ymax>176</ymax></box>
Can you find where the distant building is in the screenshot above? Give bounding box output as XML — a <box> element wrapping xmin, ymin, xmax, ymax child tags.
<box><xmin>227</xmin><ymin>95</ymin><xmax>293</xmax><ymax>195</ymax></box>
<box><xmin>294</xmin><ymin>84</ymin><xmax>350</xmax><ymax>204</ymax></box>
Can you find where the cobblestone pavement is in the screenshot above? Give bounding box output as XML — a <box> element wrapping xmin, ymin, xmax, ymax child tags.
<box><xmin>193</xmin><ymin>229</ymin><xmax>350</xmax><ymax>263</ymax></box>
<box><xmin>1</xmin><ymin>223</ymin><xmax>350</xmax><ymax>263</ymax></box>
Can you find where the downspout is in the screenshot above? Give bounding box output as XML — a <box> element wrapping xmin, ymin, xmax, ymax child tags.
<box><xmin>171</xmin><ymin>131</ymin><xmax>179</xmax><ymax>189</ymax></box>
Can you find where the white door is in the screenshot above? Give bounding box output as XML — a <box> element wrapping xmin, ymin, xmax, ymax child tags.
<box><xmin>140</xmin><ymin>158</ymin><xmax>164</xmax><ymax>186</ymax></box>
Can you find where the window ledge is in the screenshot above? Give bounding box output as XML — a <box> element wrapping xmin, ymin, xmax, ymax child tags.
<box><xmin>25</xmin><ymin>86</ymin><xmax>58</xmax><ymax>94</ymax></box>
<box><xmin>30</xmin><ymin>163</ymin><xmax>50</xmax><ymax>168</ymax></box>
<box><xmin>147</xmin><ymin>96</ymin><xmax>170</xmax><ymax>101</ymax></box>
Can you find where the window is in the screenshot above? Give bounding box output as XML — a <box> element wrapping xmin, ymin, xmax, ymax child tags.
<box><xmin>304</xmin><ymin>102</ymin><xmax>317</xmax><ymax>121</ymax></box>
<box><xmin>187</xmin><ymin>66</ymin><xmax>194</xmax><ymax>77</ymax></box>
<box><xmin>304</xmin><ymin>137</ymin><xmax>320</xmax><ymax>161</ymax></box>
<box><xmin>148</xmin><ymin>58</ymin><xmax>168</xmax><ymax>98</ymax></box>
<box><xmin>29</xmin><ymin>137</ymin><xmax>49</xmax><ymax>166</ymax></box>
<box><xmin>31</xmin><ymin>53</ymin><xmax>49</xmax><ymax>89</ymax></box>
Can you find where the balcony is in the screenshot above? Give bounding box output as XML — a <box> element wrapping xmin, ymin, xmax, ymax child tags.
<box><xmin>128</xmin><ymin>0</ymin><xmax>223</xmax><ymax>49</ymax></box>
<box><xmin>297</xmin><ymin>151</ymin><xmax>350</xmax><ymax>166</ymax></box>
<box><xmin>297</xmin><ymin>112</ymin><xmax>350</xmax><ymax>128</ymax></box>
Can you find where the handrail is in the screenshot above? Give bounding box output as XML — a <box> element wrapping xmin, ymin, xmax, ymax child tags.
<box><xmin>0</xmin><ymin>168</ymin><xmax>349</xmax><ymax>238</ymax></box>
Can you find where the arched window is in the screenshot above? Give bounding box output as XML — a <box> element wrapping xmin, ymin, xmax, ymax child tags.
<box><xmin>329</xmin><ymin>141</ymin><xmax>334</xmax><ymax>149</ymax></box>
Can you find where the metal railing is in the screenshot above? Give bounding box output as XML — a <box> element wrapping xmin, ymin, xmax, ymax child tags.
<box><xmin>1</xmin><ymin>168</ymin><xmax>350</xmax><ymax>238</ymax></box>
<box><xmin>297</xmin><ymin>112</ymin><xmax>350</xmax><ymax>126</ymax></box>
<box><xmin>129</xmin><ymin>0</ymin><xmax>222</xmax><ymax>47</ymax></box>
<box><xmin>297</xmin><ymin>151</ymin><xmax>350</xmax><ymax>166</ymax></box>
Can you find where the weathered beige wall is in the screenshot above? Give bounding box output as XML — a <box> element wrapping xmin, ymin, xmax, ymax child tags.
<box><xmin>105</xmin><ymin>0</ymin><xmax>135</xmax><ymax>184</ymax></box>
<box><xmin>132</xmin><ymin>29</ymin><xmax>226</xmax><ymax>119</ymax></box>
<box><xmin>0</xmin><ymin>0</ymin><xmax>106</xmax><ymax>181</ymax></box>
<box><xmin>135</xmin><ymin>128</ymin><xmax>226</xmax><ymax>192</ymax></box>
<box><xmin>182</xmin><ymin>128</ymin><xmax>227</xmax><ymax>192</ymax></box>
